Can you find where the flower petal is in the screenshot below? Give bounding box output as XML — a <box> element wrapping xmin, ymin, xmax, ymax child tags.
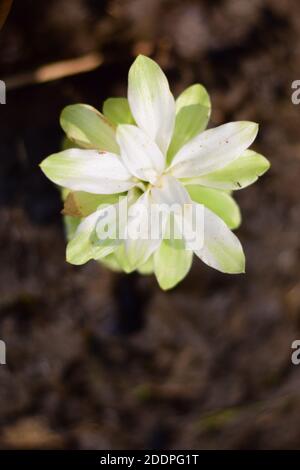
<box><xmin>151</xmin><ymin>176</ymin><xmax>203</xmax><ymax>252</ymax></box>
<box><xmin>154</xmin><ymin>238</ymin><xmax>193</xmax><ymax>290</ymax></box>
<box><xmin>137</xmin><ymin>256</ymin><xmax>154</xmax><ymax>275</ymax></box>
<box><xmin>175</xmin><ymin>83</ymin><xmax>211</xmax><ymax>114</ymax></box>
<box><xmin>103</xmin><ymin>97</ymin><xmax>135</xmax><ymax>125</ymax></box>
<box><xmin>194</xmin><ymin>207</ymin><xmax>245</xmax><ymax>274</ymax></box>
<box><xmin>187</xmin><ymin>185</ymin><xmax>241</xmax><ymax>229</ymax></box>
<box><xmin>115</xmin><ymin>191</ymin><xmax>163</xmax><ymax>272</ymax></box>
<box><xmin>64</xmin><ymin>215</ymin><xmax>80</xmax><ymax>241</ymax></box>
<box><xmin>167</xmin><ymin>104</ymin><xmax>211</xmax><ymax>163</ymax></box>
<box><xmin>66</xmin><ymin>195</ymin><xmax>130</xmax><ymax>265</ymax></box>
<box><xmin>116</xmin><ymin>124</ymin><xmax>165</xmax><ymax>183</ymax></box>
<box><xmin>40</xmin><ymin>149</ymin><xmax>135</xmax><ymax>194</ymax></box>
<box><xmin>62</xmin><ymin>191</ymin><xmax>123</xmax><ymax>217</ymax></box>
<box><xmin>167</xmin><ymin>84</ymin><xmax>211</xmax><ymax>162</ymax></box>
<box><xmin>151</xmin><ymin>174</ymin><xmax>191</xmax><ymax>206</ymax></box>
<box><xmin>170</xmin><ymin>121</ymin><xmax>258</xmax><ymax>178</ymax></box>
<box><xmin>60</xmin><ymin>104</ymin><xmax>119</xmax><ymax>153</ymax></box>
<box><xmin>66</xmin><ymin>208</ymin><xmax>116</xmax><ymax>265</ymax></box>
<box><xmin>100</xmin><ymin>253</ymin><xmax>122</xmax><ymax>272</ymax></box>
<box><xmin>182</xmin><ymin>150</ymin><xmax>270</xmax><ymax>190</ymax></box>
<box><xmin>176</xmin><ymin>202</ymin><xmax>204</xmax><ymax>253</ymax></box>
<box><xmin>128</xmin><ymin>55</ymin><xmax>175</xmax><ymax>154</ymax></box>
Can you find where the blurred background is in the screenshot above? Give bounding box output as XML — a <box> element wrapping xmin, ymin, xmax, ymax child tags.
<box><xmin>0</xmin><ymin>0</ymin><xmax>300</xmax><ymax>450</ymax></box>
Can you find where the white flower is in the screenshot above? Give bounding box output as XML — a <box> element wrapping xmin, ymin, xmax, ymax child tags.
<box><xmin>40</xmin><ymin>55</ymin><xmax>269</xmax><ymax>289</ymax></box>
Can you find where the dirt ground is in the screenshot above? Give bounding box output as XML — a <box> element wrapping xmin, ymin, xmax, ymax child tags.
<box><xmin>0</xmin><ymin>0</ymin><xmax>300</xmax><ymax>449</ymax></box>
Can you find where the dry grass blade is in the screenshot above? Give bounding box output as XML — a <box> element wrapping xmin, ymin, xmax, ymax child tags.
<box><xmin>4</xmin><ymin>52</ymin><xmax>103</xmax><ymax>90</ymax></box>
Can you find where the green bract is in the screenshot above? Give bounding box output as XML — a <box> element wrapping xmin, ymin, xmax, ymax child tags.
<box><xmin>40</xmin><ymin>55</ymin><xmax>270</xmax><ymax>290</ymax></box>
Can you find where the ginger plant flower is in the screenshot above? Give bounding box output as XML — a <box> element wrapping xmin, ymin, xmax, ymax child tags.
<box><xmin>40</xmin><ymin>55</ymin><xmax>270</xmax><ymax>290</ymax></box>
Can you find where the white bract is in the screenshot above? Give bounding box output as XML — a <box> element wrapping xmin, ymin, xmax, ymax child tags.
<box><xmin>40</xmin><ymin>55</ymin><xmax>270</xmax><ymax>290</ymax></box>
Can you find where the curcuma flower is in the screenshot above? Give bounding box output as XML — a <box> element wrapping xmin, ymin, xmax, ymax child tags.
<box><xmin>40</xmin><ymin>55</ymin><xmax>270</xmax><ymax>290</ymax></box>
